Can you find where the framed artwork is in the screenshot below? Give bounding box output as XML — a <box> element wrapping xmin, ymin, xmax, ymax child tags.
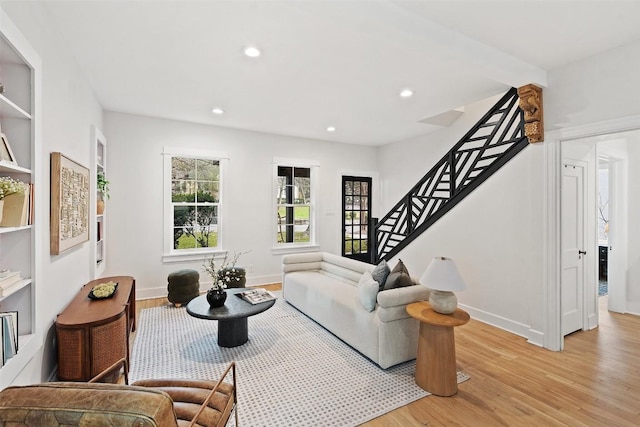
<box><xmin>0</xmin><ymin>133</ymin><xmax>17</xmax><ymax>164</ymax></box>
<box><xmin>50</xmin><ymin>152</ymin><xmax>90</xmax><ymax>255</ymax></box>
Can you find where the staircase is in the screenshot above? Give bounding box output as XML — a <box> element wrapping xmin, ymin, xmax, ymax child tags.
<box><xmin>372</xmin><ymin>87</ymin><xmax>529</xmax><ymax>262</ymax></box>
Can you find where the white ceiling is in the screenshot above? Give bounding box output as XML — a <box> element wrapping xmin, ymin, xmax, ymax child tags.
<box><xmin>30</xmin><ymin>0</ymin><xmax>640</xmax><ymax>146</ymax></box>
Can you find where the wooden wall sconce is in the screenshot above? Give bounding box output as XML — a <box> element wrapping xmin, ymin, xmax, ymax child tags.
<box><xmin>517</xmin><ymin>84</ymin><xmax>544</xmax><ymax>143</ymax></box>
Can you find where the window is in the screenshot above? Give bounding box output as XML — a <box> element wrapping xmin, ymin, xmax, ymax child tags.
<box><xmin>274</xmin><ymin>159</ymin><xmax>318</xmax><ymax>250</ymax></box>
<box><xmin>164</xmin><ymin>148</ymin><xmax>227</xmax><ymax>261</ymax></box>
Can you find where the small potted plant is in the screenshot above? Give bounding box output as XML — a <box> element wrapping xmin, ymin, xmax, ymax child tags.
<box><xmin>97</xmin><ymin>171</ymin><xmax>110</xmax><ymax>214</ymax></box>
<box><xmin>202</xmin><ymin>251</ymin><xmax>246</xmax><ymax>307</ymax></box>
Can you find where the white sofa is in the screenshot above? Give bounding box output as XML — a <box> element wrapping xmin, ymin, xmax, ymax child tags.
<box><xmin>282</xmin><ymin>252</ymin><xmax>430</xmax><ymax>369</ymax></box>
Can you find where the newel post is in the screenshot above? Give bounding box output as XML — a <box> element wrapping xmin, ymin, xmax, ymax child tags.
<box><xmin>369</xmin><ymin>217</ymin><xmax>379</xmax><ymax>264</ymax></box>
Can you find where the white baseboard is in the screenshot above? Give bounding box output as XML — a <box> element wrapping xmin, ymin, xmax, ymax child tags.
<box><xmin>587</xmin><ymin>313</ymin><xmax>598</xmax><ymax>330</ymax></box>
<box><xmin>527</xmin><ymin>329</ymin><xmax>544</xmax><ymax>347</ymax></box>
<box><xmin>625</xmin><ymin>301</ymin><xmax>640</xmax><ymax>316</ymax></box>
<box><xmin>459</xmin><ymin>303</ymin><xmax>533</xmax><ymax>341</ymax></box>
<box><xmin>246</xmin><ymin>274</ymin><xmax>281</xmax><ymax>287</ymax></box>
<box><xmin>136</xmin><ymin>274</ymin><xmax>282</xmax><ymax>300</ymax></box>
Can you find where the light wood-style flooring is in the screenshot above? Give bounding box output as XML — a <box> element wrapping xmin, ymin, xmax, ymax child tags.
<box><xmin>136</xmin><ymin>288</ymin><xmax>640</xmax><ymax>426</ymax></box>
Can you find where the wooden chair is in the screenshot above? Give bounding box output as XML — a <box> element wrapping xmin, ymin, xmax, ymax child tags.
<box><xmin>0</xmin><ymin>359</ymin><xmax>237</xmax><ymax>427</ymax></box>
<box><xmin>91</xmin><ymin>358</ymin><xmax>238</xmax><ymax>427</ymax></box>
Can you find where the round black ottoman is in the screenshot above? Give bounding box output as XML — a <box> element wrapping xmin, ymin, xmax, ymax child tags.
<box><xmin>167</xmin><ymin>269</ymin><xmax>200</xmax><ymax>307</ymax></box>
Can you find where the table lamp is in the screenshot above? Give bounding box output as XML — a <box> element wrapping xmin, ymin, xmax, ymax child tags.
<box><xmin>420</xmin><ymin>256</ymin><xmax>467</xmax><ymax>314</ymax></box>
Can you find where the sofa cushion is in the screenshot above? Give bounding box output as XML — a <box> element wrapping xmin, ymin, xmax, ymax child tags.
<box><xmin>283</xmin><ymin>270</ymin><xmax>380</xmax><ymax>362</ymax></box>
<box><xmin>371</xmin><ymin>260</ymin><xmax>391</xmax><ymax>290</ymax></box>
<box><xmin>320</xmin><ymin>261</ymin><xmax>363</xmax><ymax>283</ymax></box>
<box><xmin>357</xmin><ymin>271</ymin><xmax>379</xmax><ymax>312</ymax></box>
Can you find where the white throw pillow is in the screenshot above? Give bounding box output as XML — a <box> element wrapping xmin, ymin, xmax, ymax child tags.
<box><xmin>357</xmin><ymin>271</ymin><xmax>379</xmax><ymax>312</ymax></box>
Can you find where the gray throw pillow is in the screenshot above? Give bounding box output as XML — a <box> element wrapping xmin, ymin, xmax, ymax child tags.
<box><xmin>390</xmin><ymin>259</ymin><xmax>409</xmax><ymax>276</ymax></box>
<box><xmin>383</xmin><ymin>259</ymin><xmax>413</xmax><ymax>290</ymax></box>
<box><xmin>371</xmin><ymin>260</ymin><xmax>391</xmax><ymax>291</ymax></box>
<box><xmin>383</xmin><ymin>271</ymin><xmax>414</xmax><ymax>290</ymax></box>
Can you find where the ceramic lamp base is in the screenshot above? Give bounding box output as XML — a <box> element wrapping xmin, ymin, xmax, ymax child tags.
<box><xmin>429</xmin><ymin>290</ymin><xmax>458</xmax><ymax>314</ymax></box>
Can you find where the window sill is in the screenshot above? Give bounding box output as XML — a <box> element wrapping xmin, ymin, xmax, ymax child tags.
<box><xmin>162</xmin><ymin>249</ymin><xmax>227</xmax><ymax>264</ymax></box>
<box><xmin>271</xmin><ymin>245</ymin><xmax>320</xmax><ymax>256</ymax></box>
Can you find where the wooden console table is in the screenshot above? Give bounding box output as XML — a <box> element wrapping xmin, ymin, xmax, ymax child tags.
<box><xmin>406</xmin><ymin>301</ymin><xmax>469</xmax><ymax>396</ymax></box>
<box><xmin>56</xmin><ymin>276</ymin><xmax>136</xmax><ymax>381</ymax></box>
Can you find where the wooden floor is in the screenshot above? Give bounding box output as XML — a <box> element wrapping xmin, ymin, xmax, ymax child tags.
<box><xmin>136</xmin><ymin>289</ymin><xmax>640</xmax><ymax>426</ymax></box>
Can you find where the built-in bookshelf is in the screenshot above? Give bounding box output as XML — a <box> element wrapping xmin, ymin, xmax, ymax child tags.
<box><xmin>0</xmin><ymin>10</ymin><xmax>42</xmax><ymax>387</ymax></box>
<box><xmin>91</xmin><ymin>125</ymin><xmax>106</xmax><ymax>278</ymax></box>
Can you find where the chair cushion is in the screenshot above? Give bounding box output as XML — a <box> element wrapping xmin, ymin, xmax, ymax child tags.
<box><xmin>132</xmin><ymin>378</ymin><xmax>235</xmax><ymax>427</ymax></box>
<box><xmin>0</xmin><ymin>382</ymin><xmax>178</xmax><ymax>427</ymax></box>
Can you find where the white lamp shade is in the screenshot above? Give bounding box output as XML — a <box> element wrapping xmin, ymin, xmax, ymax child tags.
<box><xmin>420</xmin><ymin>256</ymin><xmax>467</xmax><ymax>292</ymax></box>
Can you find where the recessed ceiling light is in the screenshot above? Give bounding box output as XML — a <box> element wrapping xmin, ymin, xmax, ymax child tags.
<box><xmin>211</xmin><ymin>108</ymin><xmax>225</xmax><ymax>115</ymax></box>
<box><xmin>244</xmin><ymin>46</ymin><xmax>261</xmax><ymax>58</ymax></box>
<box><xmin>400</xmin><ymin>89</ymin><xmax>414</xmax><ymax>98</ymax></box>
<box><xmin>326</xmin><ymin>126</ymin><xmax>336</xmax><ymax>132</ymax></box>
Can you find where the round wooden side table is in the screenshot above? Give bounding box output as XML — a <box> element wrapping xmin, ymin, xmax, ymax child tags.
<box><xmin>406</xmin><ymin>301</ymin><xmax>470</xmax><ymax>396</ymax></box>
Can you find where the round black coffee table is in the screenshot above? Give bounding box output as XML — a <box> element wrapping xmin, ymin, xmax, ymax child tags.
<box><xmin>186</xmin><ymin>288</ymin><xmax>276</xmax><ymax>347</ymax></box>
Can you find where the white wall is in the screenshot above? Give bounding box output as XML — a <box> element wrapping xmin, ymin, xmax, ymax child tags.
<box><xmin>378</xmin><ymin>95</ymin><xmax>545</xmax><ymax>342</ymax></box>
<box><xmin>378</xmin><ymin>39</ymin><xmax>640</xmax><ymax>346</ymax></box>
<box><xmin>625</xmin><ymin>133</ymin><xmax>640</xmax><ymax>314</ymax></box>
<box><xmin>103</xmin><ymin>112</ymin><xmax>378</xmax><ymax>298</ymax></box>
<box><xmin>2</xmin><ymin>3</ymin><xmax>104</xmax><ymax>384</ymax></box>
<box><xmin>545</xmin><ymin>40</ymin><xmax>640</xmax><ymax>129</ymax></box>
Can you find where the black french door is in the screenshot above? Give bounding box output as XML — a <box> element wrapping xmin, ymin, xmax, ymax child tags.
<box><xmin>342</xmin><ymin>176</ymin><xmax>372</xmax><ymax>262</ymax></box>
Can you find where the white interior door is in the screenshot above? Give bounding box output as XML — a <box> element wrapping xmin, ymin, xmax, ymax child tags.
<box><xmin>561</xmin><ymin>162</ymin><xmax>585</xmax><ymax>336</ymax></box>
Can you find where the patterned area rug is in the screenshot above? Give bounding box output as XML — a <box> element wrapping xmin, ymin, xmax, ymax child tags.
<box><xmin>131</xmin><ymin>294</ymin><xmax>469</xmax><ymax>426</ymax></box>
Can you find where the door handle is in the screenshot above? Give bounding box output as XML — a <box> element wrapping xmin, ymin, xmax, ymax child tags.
<box><xmin>578</xmin><ymin>250</ymin><xmax>587</xmax><ymax>255</ymax></box>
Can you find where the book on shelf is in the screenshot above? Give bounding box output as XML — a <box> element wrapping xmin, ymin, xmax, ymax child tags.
<box><xmin>236</xmin><ymin>288</ymin><xmax>277</xmax><ymax>305</ymax></box>
<box><xmin>0</xmin><ymin>182</ymin><xmax>31</xmax><ymax>227</ymax></box>
<box><xmin>0</xmin><ymin>317</ymin><xmax>3</xmax><ymax>367</ymax></box>
<box><xmin>0</xmin><ymin>271</ymin><xmax>22</xmax><ymax>290</ymax></box>
<box><xmin>0</xmin><ymin>311</ymin><xmax>18</xmax><ymax>365</ymax></box>
<box><xmin>28</xmin><ymin>183</ymin><xmax>34</xmax><ymax>225</ymax></box>
<box><xmin>0</xmin><ymin>280</ymin><xmax>25</xmax><ymax>297</ymax></box>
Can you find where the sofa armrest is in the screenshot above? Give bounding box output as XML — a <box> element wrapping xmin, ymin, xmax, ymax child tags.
<box><xmin>376</xmin><ymin>285</ymin><xmax>430</xmax><ymax>323</ymax></box>
<box><xmin>377</xmin><ymin>285</ymin><xmax>430</xmax><ymax>308</ymax></box>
